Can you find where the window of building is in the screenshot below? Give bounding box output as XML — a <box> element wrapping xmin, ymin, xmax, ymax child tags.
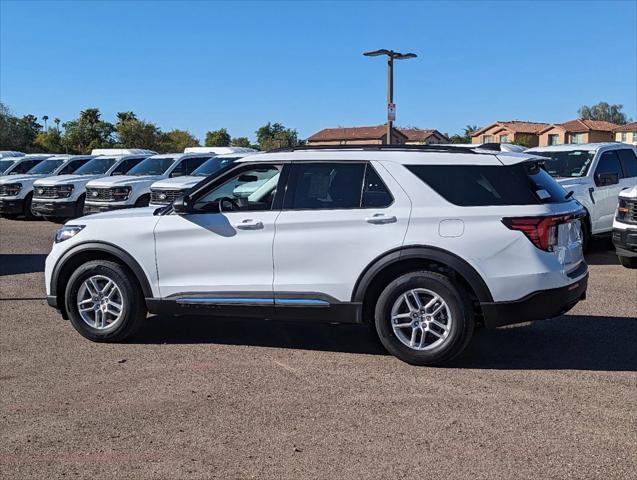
<box><xmin>621</xmin><ymin>132</ymin><xmax>628</xmax><ymax>142</ymax></box>
<box><xmin>482</xmin><ymin>135</ymin><xmax>493</xmax><ymax>143</ymax></box>
<box><xmin>548</xmin><ymin>134</ymin><xmax>560</xmax><ymax>145</ymax></box>
<box><xmin>499</xmin><ymin>135</ymin><xmax>509</xmax><ymax>143</ymax></box>
<box><xmin>569</xmin><ymin>133</ymin><xmax>584</xmax><ymax>144</ymax></box>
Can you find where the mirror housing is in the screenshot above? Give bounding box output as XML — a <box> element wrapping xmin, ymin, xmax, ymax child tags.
<box><xmin>172</xmin><ymin>194</ymin><xmax>192</xmax><ymax>214</ymax></box>
<box><xmin>594</xmin><ymin>172</ymin><xmax>619</xmax><ymax>187</ymax></box>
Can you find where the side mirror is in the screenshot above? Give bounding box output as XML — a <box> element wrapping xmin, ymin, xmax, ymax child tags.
<box><xmin>172</xmin><ymin>194</ymin><xmax>192</xmax><ymax>214</ymax></box>
<box><xmin>170</xmin><ymin>171</ymin><xmax>184</xmax><ymax>178</ymax></box>
<box><xmin>594</xmin><ymin>172</ymin><xmax>619</xmax><ymax>187</ymax></box>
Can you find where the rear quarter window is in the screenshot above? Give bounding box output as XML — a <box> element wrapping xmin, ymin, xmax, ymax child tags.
<box><xmin>406</xmin><ymin>163</ymin><xmax>568</xmax><ymax>206</ymax></box>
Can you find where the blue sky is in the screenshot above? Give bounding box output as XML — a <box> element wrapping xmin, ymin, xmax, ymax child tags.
<box><xmin>1</xmin><ymin>0</ymin><xmax>635</xmax><ymax>142</ymax></box>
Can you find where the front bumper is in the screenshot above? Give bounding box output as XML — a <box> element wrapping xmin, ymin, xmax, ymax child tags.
<box><xmin>83</xmin><ymin>203</ymin><xmax>132</xmax><ymax>215</ymax></box>
<box><xmin>31</xmin><ymin>199</ymin><xmax>76</xmax><ymax>218</ymax></box>
<box><xmin>481</xmin><ymin>273</ymin><xmax>588</xmax><ymax>328</ymax></box>
<box><xmin>612</xmin><ymin>227</ymin><xmax>637</xmax><ymax>257</ymax></box>
<box><xmin>0</xmin><ymin>197</ymin><xmax>25</xmax><ymax>215</ymax></box>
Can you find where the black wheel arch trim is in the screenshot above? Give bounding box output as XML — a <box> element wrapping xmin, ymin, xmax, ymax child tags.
<box><xmin>351</xmin><ymin>245</ymin><xmax>494</xmax><ymax>304</ymax></box>
<box><xmin>50</xmin><ymin>241</ymin><xmax>154</xmax><ymax>300</ymax></box>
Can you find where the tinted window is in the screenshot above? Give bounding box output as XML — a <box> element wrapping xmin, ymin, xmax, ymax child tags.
<box><xmin>529</xmin><ymin>150</ymin><xmax>595</xmax><ymax>177</ymax></box>
<box><xmin>185</xmin><ymin>157</ymin><xmax>209</xmax><ymax>174</ymax></box>
<box><xmin>193</xmin><ymin>165</ymin><xmax>281</xmax><ymax>213</ymax></box>
<box><xmin>26</xmin><ymin>159</ymin><xmax>64</xmax><ymax>174</ymax></box>
<box><xmin>128</xmin><ymin>157</ymin><xmax>175</xmax><ymax>176</ymax></box>
<box><xmin>10</xmin><ymin>160</ymin><xmax>41</xmax><ymax>174</ymax></box>
<box><xmin>58</xmin><ymin>159</ymin><xmax>89</xmax><ymax>175</ymax></box>
<box><xmin>0</xmin><ymin>160</ymin><xmax>15</xmax><ymax>173</ymax></box>
<box><xmin>74</xmin><ymin>157</ymin><xmax>117</xmax><ymax>175</ymax></box>
<box><xmin>595</xmin><ymin>151</ymin><xmax>623</xmax><ymax>178</ymax></box>
<box><xmin>193</xmin><ymin>157</ymin><xmax>237</xmax><ymax>176</ymax></box>
<box><xmin>112</xmin><ymin>157</ymin><xmax>145</xmax><ymax>175</ymax></box>
<box><xmin>362</xmin><ymin>164</ymin><xmax>393</xmax><ymax>207</ymax></box>
<box><xmin>407</xmin><ymin>163</ymin><xmax>568</xmax><ymax>206</ymax></box>
<box><xmin>617</xmin><ymin>149</ymin><xmax>637</xmax><ymax>178</ymax></box>
<box><xmin>284</xmin><ymin>163</ymin><xmax>365</xmax><ymax>210</ymax></box>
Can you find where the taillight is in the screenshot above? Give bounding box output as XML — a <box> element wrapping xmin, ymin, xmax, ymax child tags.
<box><xmin>502</xmin><ymin>211</ymin><xmax>585</xmax><ymax>252</ymax></box>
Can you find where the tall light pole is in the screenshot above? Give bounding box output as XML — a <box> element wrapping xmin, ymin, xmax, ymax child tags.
<box><xmin>363</xmin><ymin>49</ymin><xmax>417</xmax><ymax>144</ymax></box>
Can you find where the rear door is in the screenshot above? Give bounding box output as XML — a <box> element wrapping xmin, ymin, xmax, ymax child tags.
<box><xmin>273</xmin><ymin>161</ymin><xmax>410</xmax><ymax>302</ymax></box>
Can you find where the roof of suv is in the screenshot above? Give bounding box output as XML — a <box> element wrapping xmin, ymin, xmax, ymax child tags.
<box><xmin>528</xmin><ymin>143</ymin><xmax>634</xmax><ymax>153</ymax></box>
<box><xmin>236</xmin><ymin>146</ymin><xmax>546</xmax><ymax>167</ymax></box>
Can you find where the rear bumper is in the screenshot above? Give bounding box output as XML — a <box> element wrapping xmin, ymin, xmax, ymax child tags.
<box><xmin>481</xmin><ymin>273</ymin><xmax>588</xmax><ymax>328</ymax></box>
<box><xmin>31</xmin><ymin>199</ymin><xmax>76</xmax><ymax>218</ymax></box>
<box><xmin>83</xmin><ymin>203</ymin><xmax>131</xmax><ymax>215</ymax></box>
<box><xmin>612</xmin><ymin>227</ymin><xmax>637</xmax><ymax>257</ymax></box>
<box><xmin>0</xmin><ymin>198</ymin><xmax>25</xmax><ymax>215</ymax></box>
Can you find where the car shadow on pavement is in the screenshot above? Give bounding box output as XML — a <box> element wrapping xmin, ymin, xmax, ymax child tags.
<box><xmin>133</xmin><ymin>313</ymin><xmax>636</xmax><ymax>371</ymax></box>
<box><xmin>0</xmin><ymin>254</ymin><xmax>47</xmax><ymax>276</ymax></box>
<box><xmin>585</xmin><ymin>237</ymin><xmax>619</xmax><ymax>266</ymax></box>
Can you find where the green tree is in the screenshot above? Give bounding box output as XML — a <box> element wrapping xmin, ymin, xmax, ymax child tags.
<box><xmin>255</xmin><ymin>122</ymin><xmax>300</xmax><ymax>150</ymax></box>
<box><xmin>447</xmin><ymin>125</ymin><xmax>480</xmax><ymax>144</ymax></box>
<box><xmin>61</xmin><ymin>108</ymin><xmax>115</xmax><ymax>153</ymax></box>
<box><xmin>54</xmin><ymin>117</ymin><xmax>61</xmax><ymax>132</ymax></box>
<box><xmin>205</xmin><ymin>128</ymin><xmax>231</xmax><ymax>147</ymax></box>
<box><xmin>34</xmin><ymin>127</ymin><xmax>64</xmax><ymax>153</ymax></box>
<box><xmin>42</xmin><ymin>115</ymin><xmax>49</xmax><ymax>130</ymax></box>
<box><xmin>512</xmin><ymin>134</ymin><xmax>535</xmax><ymax>148</ymax></box>
<box><xmin>116</xmin><ymin>111</ymin><xmax>138</xmax><ymax>124</ymax></box>
<box><xmin>0</xmin><ymin>103</ymin><xmax>43</xmax><ymax>152</ymax></box>
<box><xmin>578</xmin><ymin>102</ymin><xmax>630</xmax><ymax>125</ymax></box>
<box><xmin>116</xmin><ymin>119</ymin><xmax>162</xmax><ymax>150</ymax></box>
<box><xmin>158</xmin><ymin>129</ymin><xmax>200</xmax><ymax>153</ymax></box>
<box><xmin>231</xmin><ymin>136</ymin><xmax>251</xmax><ymax>148</ymax></box>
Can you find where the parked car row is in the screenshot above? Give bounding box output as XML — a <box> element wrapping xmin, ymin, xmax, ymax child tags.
<box><xmin>0</xmin><ymin>147</ymin><xmax>256</xmax><ymax>220</ymax></box>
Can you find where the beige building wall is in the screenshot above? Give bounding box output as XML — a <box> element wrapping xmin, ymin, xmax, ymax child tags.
<box><xmin>538</xmin><ymin>127</ymin><xmax>567</xmax><ymax>146</ymax></box>
<box><xmin>587</xmin><ymin>131</ymin><xmax>614</xmax><ymax>143</ymax></box>
<box><xmin>471</xmin><ymin>125</ymin><xmax>513</xmax><ymax>144</ymax></box>
<box><xmin>615</xmin><ymin>131</ymin><xmax>637</xmax><ymax>145</ymax></box>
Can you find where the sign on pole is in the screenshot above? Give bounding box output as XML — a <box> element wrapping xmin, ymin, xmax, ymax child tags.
<box><xmin>388</xmin><ymin>103</ymin><xmax>396</xmax><ymax>122</ymax></box>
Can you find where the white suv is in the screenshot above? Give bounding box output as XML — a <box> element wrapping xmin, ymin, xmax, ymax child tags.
<box><xmin>526</xmin><ymin>143</ymin><xmax>637</xmax><ymax>247</ymax></box>
<box><xmin>32</xmin><ymin>151</ymin><xmax>154</xmax><ymax>219</ymax></box>
<box><xmin>149</xmin><ymin>152</ymin><xmax>257</xmax><ymax>207</ymax></box>
<box><xmin>613</xmin><ymin>186</ymin><xmax>637</xmax><ymax>268</ymax></box>
<box><xmin>0</xmin><ymin>155</ymin><xmax>93</xmax><ymax>219</ymax></box>
<box><xmin>45</xmin><ymin>145</ymin><xmax>588</xmax><ymax>365</ymax></box>
<box><xmin>83</xmin><ymin>153</ymin><xmax>213</xmax><ymax>214</ymax></box>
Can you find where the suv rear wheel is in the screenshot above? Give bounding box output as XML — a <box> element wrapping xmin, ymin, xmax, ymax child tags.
<box><xmin>374</xmin><ymin>271</ymin><xmax>474</xmax><ymax>366</ymax></box>
<box><xmin>65</xmin><ymin>260</ymin><xmax>146</xmax><ymax>342</ymax></box>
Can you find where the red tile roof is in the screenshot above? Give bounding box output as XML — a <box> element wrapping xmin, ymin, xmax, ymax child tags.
<box><xmin>557</xmin><ymin>119</ymin><xmax>619</xmax><ymax>133</ymax></box>
<box><xmin>613</xmin><ymin>122</ymin><xmax>637</xmax><ymax>133</ymax></box>
<box><xmin>472</xmin><ymin>121</ymin><xmax>549</xmax><ymax>137</ymax></box>
<box><xmin>399</xmin><ymin>128</ymin><xmax>448</xmax><ymax>142</ymax></box>
<box><xmin>307</xmin><ymin>125</ymin><xmax>407</xmax><ymax>142</ymax></box>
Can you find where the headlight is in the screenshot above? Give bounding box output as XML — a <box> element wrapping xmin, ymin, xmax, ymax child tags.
<box><xmin>57</xmin><ymin>184</ymin><xmax>75</xmax><ymax>198</ymax></box>
<box><xmin>2</xmin><ymin>183</ymin><xmax>22</xmax><ymax>196</ymax></box>
<box><xmin>55</xmin><ymin>225</ymin><xmax>85</xmax><ymax>243</ymax></box>
<box><xmin>111</xmin><ymin>186</ymin><xmax>131</xmax><ymax>201</ymax></box>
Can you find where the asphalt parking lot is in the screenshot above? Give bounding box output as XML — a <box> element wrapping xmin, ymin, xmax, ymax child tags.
<box><xmin>0</xmin><ymin>217</ymin><xmax>635</xmax><ymax>479</ymax></box>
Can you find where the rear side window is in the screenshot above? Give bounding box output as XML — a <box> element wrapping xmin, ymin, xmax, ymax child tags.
<box><xmin>617</xmin><ymin>149</ymin><xmax>637</xmax><ymax>178</ymax></box>
<box><xmin>111</xmin><ymin>157</ymin><xmax>145</xmax><ymax>175</ymax></box>
<box><xmin>10</xmin><ymin>160</ymin><xmax>40</xmax><ymax>174</ymax></box>
<box><xmin>185</xmin><ymin>157</ymin><xmax>210</xmax><ymax>174</ymax></box>
<box><xmin>283</xmin><ymin>162</ymin><xmax>393</xmax><ymax>210</ymax></box>
<box><xmin>406</xmin><ymin>163</ymin><xmax>568</xmax><ymax>206</ymax></box>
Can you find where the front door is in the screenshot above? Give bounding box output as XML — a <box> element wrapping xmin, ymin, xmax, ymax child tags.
<box><xmin>154</xmin><ymin>163</ymin><xmax>283</xmax><ymax>299</ymax></box>
<box><xmin>591</xmin><ymin>150</ymin><xmax>625</xmax><ymax>233</ymax></box>
<box><xmin>273</xmin><ymin>161</ymin><xmax>411</xmax><ymax>302</ymax></box>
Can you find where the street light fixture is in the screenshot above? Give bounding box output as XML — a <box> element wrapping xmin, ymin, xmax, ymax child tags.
<box><xmin>363</xmin><ymin>49</ymin><xmax>417</xmax><ymax>144</ymax></box>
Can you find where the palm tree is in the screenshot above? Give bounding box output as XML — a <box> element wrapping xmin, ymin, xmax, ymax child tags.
<box><xmin>80</xmin><ymin>108</ymin><xmax>100</xmax><ymax>126</ymax></box>
<box><xmin>116</xmin><ymin>111</ymin><xmax>137</xmax><ymax>124</ymax></box>
<box><xmin>42</xmin><ymin>115</ymin><xmax>49</xmax><ymax>130</ymax></box>
<box><xmin>54</xmin><ymin>118</ymin><xmax>61</xmax><ymax>133</ymax></box>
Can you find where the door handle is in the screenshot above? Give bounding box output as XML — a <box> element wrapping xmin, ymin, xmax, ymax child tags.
<box><xmin>234</xmin><ymin>219</ymin><xmax>264</xmax><ymax>230</ymax></box>
<box><xmin>365</xmin><ymin>213</ymin><xmax>397</xmax><ymax>225</ymax></box>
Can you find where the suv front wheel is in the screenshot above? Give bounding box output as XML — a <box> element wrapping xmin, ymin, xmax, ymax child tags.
<box><xmin>65</xmin><ymin>260</ymin><xmax>147</xmax><ymax>342</ymax></box>
<box><xmin>374</xmin><ymin>271</ymin><xmax>474</xmax><ymax>366</ymax></box>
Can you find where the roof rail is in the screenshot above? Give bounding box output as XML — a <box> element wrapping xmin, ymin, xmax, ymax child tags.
<box><xmin>267</xmin><ymin>144</ymin><xmax>482</xmax><ymax>154</ymax></box>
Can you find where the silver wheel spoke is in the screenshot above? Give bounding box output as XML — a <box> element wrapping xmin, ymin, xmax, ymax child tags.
<box><xmin>427</xmin><ymin>327</ymin><xmax>443</xmax><ymax>339</ymax></box>
<box><xmin>430</xmin><ymin>304</ymin><xmax>445</xmax><ymax>317</ymax></box>
<box><xmin>430</xmin><ymin>319</ymin><xmax>449</xmax><ymax>332</ymax></box>
<box><xmin>77</xmin><ymin>274</ymin><xmax>125</xmax><ymax>331</ymax></box>
<box><xmin>393</xmin><ymin>322</ymin><xmax>413</xmax><ymax>328</ymax></box>
<box><xmin>410</xmin><ymin>328</ymin><xmax>417</xmax><ymax>347</ymax></box>
<box><xmin>403</xmin><ymin>294</ymin><xmax>416</xmax><ymax>312</ymax></box>
<box><xmin>424</xmin><ymin>295</ymin><xmax>439</xmax><ymax>311</ymax></box>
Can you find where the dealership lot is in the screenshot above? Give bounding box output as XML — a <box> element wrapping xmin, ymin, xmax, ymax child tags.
<box><xmin>0</xmin><ymin>218</ymin><xmax>635</xmax><ymax>479</ymax></box>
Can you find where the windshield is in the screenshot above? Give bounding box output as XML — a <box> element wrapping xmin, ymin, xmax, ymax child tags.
<box><xmin>127</xmin><ymin>157</ymin><xmax>175</xmax><ymax>176</ymax></box>
<box><xmin>530</xmin><ymin>150</ymin><xmax>596</xmax><ymax>178</ymax></box>
<box><xmin>73</xmin><ymin>157</ymin><xmax>117</xmax><ymax>175</ymax></box>
<box><xmin>0</xmin><ymin>160</ymin><xmax>16</xmax><ymax>173</ymax></box>
<box><xmin>192</xmin><ymin>157</ymin><xmax>238</xmax><ymax>176</ymax></box>
<box><xmin>26</xmin><ymin>159</ymin><xmax>65</xmax><ymax>175</ymax></box>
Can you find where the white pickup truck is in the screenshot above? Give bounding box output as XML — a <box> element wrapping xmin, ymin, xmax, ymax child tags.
<box><xmin>527</xmin><ymin>143</ymin><xmax>637</xmax><ymax>248</ymax></box>
<box><xmin>613</xmin><ymin>185</ymin><xmax>637</xmax><ymax>268</ymax></box>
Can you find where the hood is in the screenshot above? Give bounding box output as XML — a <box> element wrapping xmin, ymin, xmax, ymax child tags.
<box><xmin>87</xmin><ymin>174</ymin><xmax>164</xmax><ymax>188</ymax></box>
<box><xmin>619</xmin><ymin>185</ymin><xmax>637</xmax><ymax>200</ymax></box>
<box><xmin>33</xmin><ymin>174</ymin><xmax>105</xmax><ymax>186</ymax></box>
<box><xmin>0</xmin><ymin>173</ymin><xmax>48</xmax><ymax>184</ymax></box>
<box><xmin>151</xmin><ymin>176</ymin><xmax>200</xmax><ymax>190</ymax></box>
<box><xmin>77</xmin><ymin>206</ymin><xmax>159</xmax><ymax>222</ymax></box>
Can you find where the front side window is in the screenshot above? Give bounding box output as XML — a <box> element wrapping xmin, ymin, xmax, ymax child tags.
<box><xmin>26</xmin><ymin>159</ymin><xmax>64</xmax><ymax>175</ymax></box>
<box><xmin>111</xmin><ymin>157</ymin><xmax>145</xmax><ymax>175</ymax></box>
<box><xmin>193</xmin><ymin>157</ymin><xmax>238</xmax><ymax>177</ymax></box>
<box><xmin>617</xmin><ymin>149</ymin><xmax>637</xmax><ymax>178</ymax></box>
<box><xmin>0</xmin><ymin>160</ymin><xmax>16</xmax><ymax>173</ymax></box>
<box><xmin>529</xmin><ymin>150</ymin><xmax>595</xmax><ymax>178</ymax></box>
<box><xmin>595</xmin><ymin>151</ymin><xmax>623</xmax><ymax>179</ymax></box>
<box><xmin>58</xmin><ymin>159</ymin><xmax>89</xmax><ymax>175</ymax></box>
<box><xmin>74</xmin><ymin>157</ymin><xmax>117</xmax><ymax>175</ymax></box>
<box><xmin>127</xmin><ymin>157</ymin><xmax>175</xmax><ymax>176</ymax></box>
<box><xmin>406</xmin><ymin>163</ymin><xmax>568</xmax><ymax>206</ymax></box>
<box><xmin>192</xmin><ymin>165</ymin><xmax>281</xmax><ymax>213</ymax></box>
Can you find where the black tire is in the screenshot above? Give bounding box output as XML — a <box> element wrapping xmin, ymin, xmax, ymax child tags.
<box><xmin>134</xmin><ymin>195</ymin><xmax>150</xmax><ymax>207</ymax></box>
<box><xmin>618</xmin><ymin>255</ymin><xmax>637</xmax><ymax>269</ymax></box>
<box><xmin>23</xmin><ymin>192</ymin><xmax>37</xmax><ymax>220</ymax></box>
<box><xmin>374</xmin><ymin>271</ymin><xmax>474</xmax><ymax>366</ymax></box>
<box><xmin>74</xmin><ymin>194</ymin><xmax>86</xmax><ymax>218</ymax></box>
<box><xmin>581</xmin><ymin>216</ymin><xmax>590</xmax><ymax>253</ymax></box>
<box><xmin>65</xmin><ymin>260</ymin><xmax>147</xmax><ymax>342</ymax></box>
